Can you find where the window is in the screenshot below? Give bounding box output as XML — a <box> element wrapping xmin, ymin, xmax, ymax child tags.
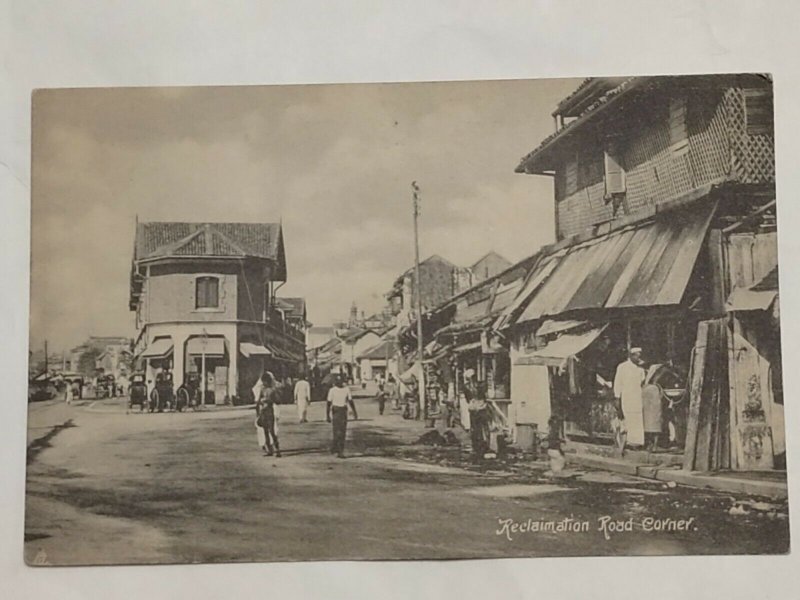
<box><xmin>744</xmin><ymin>88</ymin><xmax>773</xmax><ymax>135</ymax></box>
<box><xmin>564</xmin><ymin>158</ymin><xmax>578</xmax><ymax>196</ymax></box>
<box><xmin>195</xmin><ymin>276</ymin><xmax>219</xmax><ymax>309</ymax></box>
<box><xmin>603</xmin><ymin>145</ymin><xmax>626</xmax><ymax>198</ymax></box>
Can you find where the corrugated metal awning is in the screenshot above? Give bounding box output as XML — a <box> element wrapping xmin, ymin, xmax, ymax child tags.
<box><xmin>140</xmin><ymin>338</ymin><xmax>173</xmax><ymax>359</ymax></box>
<box><xmin>516</xmin><ymin>202</ymin><xmax>715</xmax><ymax>324</ymax></box>
<box><xmin>186</xmin><ymin>337</ymin><xmax>226</xmax><ymax>356</ymax></box>
<box><xmin>515</xmin><ymin>325</ymin><xmax>607</xmax><ymax>367</ymax></box>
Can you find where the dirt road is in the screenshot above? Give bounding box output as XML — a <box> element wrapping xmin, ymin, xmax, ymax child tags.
<box><xmin>24</xmin><ymin>396</ymin><xmax>789</xmax><ymax>565</ymax></box>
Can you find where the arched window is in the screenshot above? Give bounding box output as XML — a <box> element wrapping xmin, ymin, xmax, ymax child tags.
<box><xmin>196</xmin><ymin>276</ymin><xmax>219</xmax><ymax>309</ymax></box>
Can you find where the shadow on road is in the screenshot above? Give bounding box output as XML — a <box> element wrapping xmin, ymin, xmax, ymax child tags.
<box><xmin>27</xmin><ymin>420</ymin><xmax>76</xmax><ymax>465</ymax></box>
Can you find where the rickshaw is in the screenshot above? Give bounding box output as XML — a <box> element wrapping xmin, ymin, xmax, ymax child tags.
<box><xmin>96</xmin><ymin>374</ymin><xmax>116</xmax><ymax>399</ymax></box>
<box><xmin>149</xmin><ymin>371</ymin><xmax>174</xmax><ymax>412</ymax></box>
<box><xmin>128</xmin><ymin>372</ymin><xmax>148</xmax><ymax>412</ymax></box>
<box><xmin>176</xmin><ymin>372</ymin><xmax>200</xmax><ymax>412</ymax></box>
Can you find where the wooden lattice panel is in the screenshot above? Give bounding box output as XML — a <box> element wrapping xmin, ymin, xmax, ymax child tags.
<box><xmin>554</xmin><ymin>84</ymin><xmax>775</xmax><ymax>240</ymax></box>
<box><xmin>725</xmin><ymin>88</ymin><xmax>775</xmax><ymax>184</ymax></box>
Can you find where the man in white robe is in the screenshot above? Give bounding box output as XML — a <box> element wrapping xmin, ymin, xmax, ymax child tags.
<box><xmin>613</xmin><ymin>348</ymin><xmax>646</xmax><ymax>451</ymax></box>
<box><xmin>294</xmin><ymin>375</ymin><xmax>311</xmax><ymax>423</ymax></box>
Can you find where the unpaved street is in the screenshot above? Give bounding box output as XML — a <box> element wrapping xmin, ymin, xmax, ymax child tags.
<box><xmin>24</xmin><ymin>396</ymin><xmax>789</xmax><ymax>565</ymax></box>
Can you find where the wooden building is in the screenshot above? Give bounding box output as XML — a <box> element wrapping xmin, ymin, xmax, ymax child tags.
<box><xmin>501</xmin><ymin>74</ymin><xmax>780</xmax><ymax>471</ymax></box>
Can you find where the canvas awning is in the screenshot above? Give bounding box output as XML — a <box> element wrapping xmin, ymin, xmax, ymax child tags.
<box><xmin>514</xmin><ymin>325</ymin><xmax>607</xmax><ymax>367</ymax></box>
<box><xmin>536</xmin><ymin>319</ymin><xmax>586</xmax><ymax>337</ymax></box>
<box><xmin>140</xmin><ymin>338</ymin><xmax>174</xmax><ymax>359</ymax></box>
<box><xmin>186</xmin><ymin>337</ymin><xmax>226</xmax><ymax>356</ymax></box>
<box><xmin>514</xmin><ymin>202</ymin><xmax>716</xmax><ymax>325</ymax></box>
<box><xmin>399</xmin><ymin>363</ymin><xmax>421</xmax><ymax>383</ymax></box>
<box><xmin>239</xmin><ymin>342</ymin><xmax>272</xmax><ymax>358</ymax></box>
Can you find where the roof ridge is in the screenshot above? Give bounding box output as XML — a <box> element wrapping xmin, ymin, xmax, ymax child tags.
<box><xmin>147</xmin><ymin>226</ymin><xmax>204</xmax><ymax>258</ymax></box>
<box><xmin>207</xmin><ymin>225</ymin><xmax>248</xmax><ymax>256</ymax></box>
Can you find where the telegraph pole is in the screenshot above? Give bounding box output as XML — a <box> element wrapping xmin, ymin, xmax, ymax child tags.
<box><xmin>412</xmin><ymin>181</ymin><xmax>426</xmax><ymax>421</ymax></box>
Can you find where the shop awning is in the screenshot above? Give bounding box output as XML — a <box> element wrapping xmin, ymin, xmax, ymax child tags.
<box><xmin>726</xmin><ymin>265</ymin><xmax>778</xmax><ymax>312</ymax></box>
<box><xmin>140</xmin><ymin>338</ymin><xmax>173</xmax><ymax>359</ymax></box>
<box><xmin>186</xmin><ymin>337</ymin><xmax>226</xmax><ymax>356</ymax></box>
<box><xmin>399</xmin><ymin>363</ymin><xmax>421</xmax><ymax>383</ymax></box>
<box><xmin>515</xmin><ymin>201</ymin><xmax>716</xmax><ymax>324</ymax></box>
<box><xmin>514</xmin><ymin>325</ymin><xmax>607</xmax><ymax>367</ymax></box>
<box><xmin>239</xmin><ymin>342</ymin><xmax>272</xmax><ymax>358</ymax></box>
<box><xmin>536</xmin><ymin>319</ymin><xmax>585</xmax><ymax>337</ymax></box>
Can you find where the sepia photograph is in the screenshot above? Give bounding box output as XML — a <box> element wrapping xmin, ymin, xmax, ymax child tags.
<box><xmin>26</xmin><ymin>74</ymin><xmax>787</xmax><ymax>566</ymax></box>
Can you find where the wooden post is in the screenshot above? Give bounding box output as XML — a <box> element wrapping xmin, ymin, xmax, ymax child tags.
<box><xmin>683</xmin><ymin>320</ymin><xmax>709</xmax><ymax>471</ymax></box>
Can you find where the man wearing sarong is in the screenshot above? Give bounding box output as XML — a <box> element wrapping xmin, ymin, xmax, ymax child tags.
<box><xmin>613</xmin><ymin>348</ymin><xmax>646</xmax><ymax>452</ymax></box>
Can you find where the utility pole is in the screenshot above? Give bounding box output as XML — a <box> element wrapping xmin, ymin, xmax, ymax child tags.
<box><xmin>200</xmin><ymin>328</ymin><xmax>208</xmax><ymax>406</ymax></box>
<box><xmin>44</xmin><ymin>340</ymin><xmax>48</xmax><ymax>376</ymax></box>
<box><xmin>412</xmin><ymin>181</ymin><xmax>426</xmax><ymax>421</ymax></box>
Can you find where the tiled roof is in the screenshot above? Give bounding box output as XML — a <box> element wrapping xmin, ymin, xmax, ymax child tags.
<box><xmin>135</xmin><ymin>222</ymin><xmax>283</xmax><ymax>262</ymax></box>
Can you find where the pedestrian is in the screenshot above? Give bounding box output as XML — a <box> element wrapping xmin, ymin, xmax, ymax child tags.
<box><xmin>385</xmin><ymin>374</ymin><xmax>399</xmax><ymax>410</ymax></box>
<box><xmin>252</xmin><ymin>375</ymin><xmax>267</xmax><ymax>452</ymax></box>
<box><xmin>613</xmin><ymin>347</ymin><xmax>647</xmax><ymax>454</ymax></box>
<box><xmin>257</xmin><ymin>372</ymin><xmax>282</xmax><ymax>457</ymax></box>
<box><xmin>64</xmin><ymin>379</ymin><xmax>73</xmax><ymax>405</ymax></box>
<box><xmin>376</xmin><ymin>382</ymin><xmax>386</xmax><ymax>415</ymax></box>
<box><xmin>464</xmin><ymin>369</ymin><xmax>489</xmax><ymax>462</ymax></box>
<box><xmin>327</xmin><ymin>374</ymin><xmax>358</xmax><ymax>458</ymax></box>
<box><xmin>294</xmin><ymin>373</ymin><xmax>311</xmax><ymax>423</ymax></box>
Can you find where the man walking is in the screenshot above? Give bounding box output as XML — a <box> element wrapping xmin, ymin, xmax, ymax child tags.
<box><xmin>257</xmin><ymin>372</ymin><xmax>282</xmax><ymax>457</ymax></box>
<box><xmin>376</xmin><ymin>383</ymin><xmax>387</xmax><ymax>415</ymax></box>
<box><xmin>385</xmin><ymin>374</ymin><xmax>399</xmax><ymax>410</ymax></box>
<box><xmin>294</xmin><ymin>373</ymin><xmax>311</xmax><ymax>423</ymax></box>
<box><xmin>327</xmin><ymin>374</ymin><xmax>358</xmax><ymax>458</ymax></box>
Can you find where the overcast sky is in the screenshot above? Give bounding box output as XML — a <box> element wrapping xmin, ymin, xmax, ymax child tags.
<box><xmin>30</xmin><ymin>78</ymin><xmax>581</xmax><ymax>352</ymax></box>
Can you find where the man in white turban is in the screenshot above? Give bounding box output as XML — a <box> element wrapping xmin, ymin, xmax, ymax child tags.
<box><xmin>613</xmin><ymin>347</ymin><xmax>646</xmax><ymax>452</ymax></box>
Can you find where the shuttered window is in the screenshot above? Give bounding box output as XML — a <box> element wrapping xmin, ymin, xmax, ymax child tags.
<box><xmin>744</xmin><ymin>88</ymin><xmax>773</xmax><ymax>135</ymax></box>
<box><xmin>604</xmin><ymin>147</ymin><xmax>626</xmax><ymax>197</ymax></box>
<box><xmin>669</xmin><ymin>95</ymin><xmax>689</xmax><ymax>155</ymax></box>
<box><xmin>564</xmin><ymin>158</ymin><xmax>578</xmax><ymax>196</ymax></box>
<box><xmin>196</xmin><ymin>276</ymin><xmax>220</xmax><ymax>309</ymax></box>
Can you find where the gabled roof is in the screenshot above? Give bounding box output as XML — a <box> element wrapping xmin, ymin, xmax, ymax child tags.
<box><xmin>134</xmin><ymin>221</ymin><xmax>286</xmax><ymax>279</ymax></box>
<box><xmin>341</xmin><ymin>328</ymin><xmax>380</xmax><ymax>344</ymax></box>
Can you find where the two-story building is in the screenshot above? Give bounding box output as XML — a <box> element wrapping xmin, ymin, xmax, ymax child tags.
<box><xmin>499</xmin><ymin>74</ymin><xmax>780</xmax><ymax>471</ymax></box>
<box><xmin>129</xmin><ymin>221</ymin><xmax>306</xmax><ymax>404</ymax></box>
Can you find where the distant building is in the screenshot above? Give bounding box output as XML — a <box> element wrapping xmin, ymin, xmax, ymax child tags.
<box><xmin>386</xmin><ymin>255</ymin><xmax>471</xmax><ymax>326</ymax></box>
<box><xmin>471</xmin><ymin>251</ymin><xmax>512</xmax><ymax>283</ymax></box>
<box><xmin>307</xmin><ymin>326</ymin><xmax>336</xmax><ymax>351</ymax></box>
<box><xmin>129</xmin><ymin>221</ymin><xmax>305</xmax><ymax>404</ymax></box>
<box><xmin>68</xmin><ymin>336</ymin><xmax>132</xmax><ymax>377</ymax></box>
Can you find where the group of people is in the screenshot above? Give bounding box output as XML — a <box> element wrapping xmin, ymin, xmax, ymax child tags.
<box><xmin>251</xmin><ymin>371</ymin><xmax>358</xmax><ymax>459</ymax></box>
<box><xmin>612</xmin><ymin>347</ymin><xmax>681</xmax><ymax>454</ymax></box>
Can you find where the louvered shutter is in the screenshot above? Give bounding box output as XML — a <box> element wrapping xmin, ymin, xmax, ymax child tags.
<box><xmin>744</xmin><ymin>88</ymin><xmax>773</xmax><ymax>135</ymax></box>
<box><xmin>604</xmin><ymin>149</ymin><xmax>625</xmax><ymax>197</ymax></box>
